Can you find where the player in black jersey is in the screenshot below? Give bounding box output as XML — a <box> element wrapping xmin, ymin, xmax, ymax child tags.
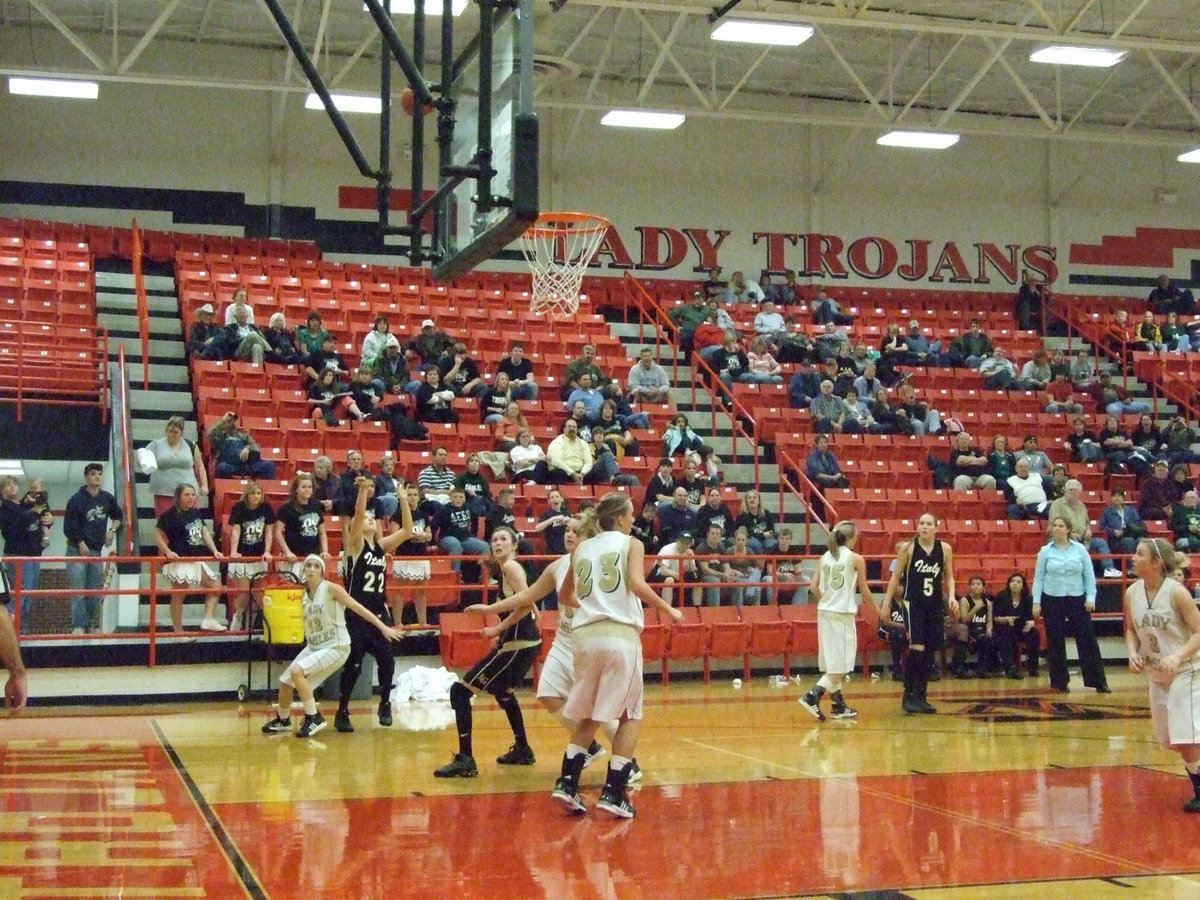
<box><xmin>882</xmin><ymin>512</ymin><xmax>957</xmax><ymax>714</ymax></box>
<box><xmin>333</xmin><ymin>477</ymin><xmax>414</xmax><ymax>733</ymax></box>
<box><xmin>435</xmin><ymin>526</ymin><xmax>542</xmax><ymax>779</ymax></box>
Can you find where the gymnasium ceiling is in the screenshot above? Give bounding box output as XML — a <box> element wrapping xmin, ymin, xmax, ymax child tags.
<box><xmin>3</xmin><ymin>0</ymin><xmax>1200</xmax><ymax>150</ymax></box>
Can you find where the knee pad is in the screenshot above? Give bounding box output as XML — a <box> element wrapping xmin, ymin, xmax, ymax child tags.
<box><xmin>449</xmin><ymin>681</ymin><xmax>473</xmax><ymax>712</ymax></box>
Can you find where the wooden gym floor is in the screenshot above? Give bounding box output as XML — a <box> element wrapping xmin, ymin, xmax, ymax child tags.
<box><xmin>2</xmin><ymin>671</ymin><xmax>1199</xmax><ymax>900</ymax></box>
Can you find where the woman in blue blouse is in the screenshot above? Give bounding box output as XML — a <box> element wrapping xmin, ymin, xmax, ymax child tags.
<box><xmin>1033</xmin><ymin>516</ymin><xmax>1111</xmax><ymax>694</ymax></box>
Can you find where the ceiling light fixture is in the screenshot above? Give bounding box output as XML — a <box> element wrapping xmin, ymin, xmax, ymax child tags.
<box><xmin>305</xmin><ymin>93</ymin><xmax>381</xmax><ymax>114</ymax></box>
<box><xmin>711</xmin><ymin>19</ymin><xmax>814</xmax><ymax>46</ymax></box>
<box><xmin>877</xmin><ymin>130</ymin><xmax>959</xmax><ymax>150</ymax></box>
<box><xmin>8</xmin><ymin>77</ymin><xmax>99</xmax><ymax>99</ymax></box>
<box><xmin>1178</xmin><ymin>149</ymin><xmax>1200</xmax><ymax>164</ymax></box>
<box><xmin>1030</xmin><ymin>46</ymin><xmax>1127</xmax><ymax>68</ymax></box>
<box><xmin>601</xmin><ymin>110</ymin><xmax>685</xmax><ymax>130</ymax></box>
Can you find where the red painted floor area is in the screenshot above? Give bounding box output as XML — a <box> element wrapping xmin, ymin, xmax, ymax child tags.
<box><xmin>214</xmin><ymin>766</ymin><xmax>1200</xmax><ymax>899</ymax></box>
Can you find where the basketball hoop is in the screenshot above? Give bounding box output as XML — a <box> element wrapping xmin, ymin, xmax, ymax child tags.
<box><xmin>519</xmin><ymin>212</ymin><xmax>611</xmax><ymax>317</ymax></box>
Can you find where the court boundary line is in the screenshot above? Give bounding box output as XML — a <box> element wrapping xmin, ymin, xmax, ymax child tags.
<box><xmin>150</xmin><ymin>718</ymin><xmax>268</xmax><ymax>900</ymax></box>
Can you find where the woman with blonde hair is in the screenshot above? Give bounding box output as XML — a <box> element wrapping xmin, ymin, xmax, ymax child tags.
<box><xmin>493</xmin><ymin>401</ymin><xmax>528</xmax><ymax>452</ymax></box>
<box><xmin>147</xmin><ymin>416</ymin><xmax>207</xmax><ymax>519</ymax></box>
<box><xmin>274</xmin><ymin>472</ymin><xmax>328</xmax><ymax>577</ymax></box>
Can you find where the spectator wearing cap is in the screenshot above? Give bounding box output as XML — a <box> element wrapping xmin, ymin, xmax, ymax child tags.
<box><xmin>644</xmin><ymin>457</ymin><xmax>677</xmax><ymax>509</ymax></box>
<box><xmin>223</xmin><ymin>286</ymin><xmax>255</xmax><ymax>326</ymax></box>
<box><xmin>413</xmin><ymin>318</ymin><xmax>453</xmax><ymax>369</ymax></box>
<box><xmin>371</xmin><ymin>335</ymin><xmax>422</xmax><ymax>396</ymax></box>
<box><xmin>187</xmin><ymin>304</ymin><xmax>224</xmax><ymax>360</ymax></box>
<box><xmin>668</xmin><ymin>291</ymin><xmax>711</xmax><ymax>356</ymax></box>
<box><xmin>649</xmin><ymin>531</ymin><xmax>699</xmax><ymax>607</ymax></box>
<box><xmin>495</xmin><ymin>342</ymin><xmax>538</xmax><ymax>401</ymax></box>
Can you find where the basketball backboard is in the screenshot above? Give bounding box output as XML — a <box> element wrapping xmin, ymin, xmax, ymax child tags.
<box><xmin>430</xmin><ymin>0</ymin><xmax>538</xmax><ymax>281</ymax></box>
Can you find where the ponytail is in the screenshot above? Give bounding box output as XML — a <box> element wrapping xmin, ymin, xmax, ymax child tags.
<box><xmin>829</xmin><ymin>520</ymin><xmax>857</xmax><ymax>559</ymax></box>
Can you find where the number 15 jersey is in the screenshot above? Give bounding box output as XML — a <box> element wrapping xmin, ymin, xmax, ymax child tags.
<box><xmin>571</xmin><ymin>531</ymin><xmax>644</xmax><ymax>632</ymax></box>
<box><xmin>817</xmin><ymin>547</ymin><xmax>859</xmax><ymax>614</ymax></box>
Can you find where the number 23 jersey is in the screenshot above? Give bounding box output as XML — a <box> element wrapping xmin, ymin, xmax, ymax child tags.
<box><xmin>572</xmin><ymin>531</ymin><xmax>644</xmax><ymax>632</ymax></box>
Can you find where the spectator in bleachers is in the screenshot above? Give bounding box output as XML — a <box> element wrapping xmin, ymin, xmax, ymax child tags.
<box><xmin>852</xmin><ymin>362</ymin><xmax>883</xmax><ymax>401</ymax></box>
<box><xmin>704</xmin><ymin>267</ymin><xmax>729</xmax><ymax>301</ymax></box>
<box><xmin>704</xmin><ymin>297</ymin><xmax>737</xmax><ymax>333</ymax></box>
<box><xmin>437</xmin><ymin>342</ymin><xmax>485</xmax><ymax>399</ymax></box>
<box><xmin>1134</xmin><ymin>310</ymin><xmax>1167</xmax><ymax>354</ymax></box>
<box><xmin>894</xmin><ymin>383</ymin><xmax>942</xmax><ymax>436</ymax></box>
<box><xmin>480</xmin><ymin>372</ymin><xmax>513</xmax><ymax>425</ymax></box>
<box><xmin>1016</xmin><ymin>435</ymin><xmax>1054</xmax><ymax>480</ymax></box>
<box><xmin>588</xmin><ymin>429</ymin><xmax>629</xmax><ymax>485</ymax></box>
<box><xmin>1171</xmin><ymin>491</ymin><xmax>1200</xmax><ymax>552</ymax></box>
<box><xmin>432</xmin><ymin>486</ymin><xmax>488</xmax><ymax>575</ymax></box>
<box><xmin>712</xmin><ymin>334</ymin><xmax>750</xmax><ymax>387</ymax></box>
<box><xmin>0</xmin><ymin>476</ymin><xmax>50</xmax><ymax>628</ymax></box>
<box><xmin>758</xmin><ymin>272</ymin><xmax>784</xmax><ymax>306</ymax></box>
<box><xmin>692</xmin><ymin>314</ymin><xmax>731</xmax><ymax>366</ymax></box>
<box><xmin>992</xmin><ymin>573</ymin><xmax>1039</xmax><ymax>679</ymax></box>
<box><xmin>775</xmin><ymin>322</ymin><xmax>814</xmax><ymax>365</ymax></box>
<box><xmin>1043</xmin><ymin>370</ymin><xmax>1084</xmax><ymax>415</ymax></box>
<box><xmin>207</xmin><ymin>411</ymin><xmax>276</xmax><ymax>480</ymax></box>
<box><xmin>310</xmin><ymin>455</ymin><xmax>338</xmax><ymax>513</ymax></box>
<box><xmin>868</xmin><ymin>386</ymin><xmax>903</xmax><ymax>434</ymax></box>
<box><xmin>597</xmin><ymin>400</ymin><xmax>641</xmax><ymax>457</ymax></box>
<box><xmin>850</xmin><ymin>342</ymin><xmax>874</xmax><ymax>372</ymax></box>
<box><xmin>1099</xmin><ymin>487</ymin><xmax>1145</xmax><ymax>557</ymax></box>
<box><xmin>978</xmin><ymin>346</ymin><xmax>1017</xmax><ymax>390</ymax></box>
<box><xmin>308</xmin><ymin>369</ymin><xmax>363</xmax><ymax>424</ymax></box>
<box><xmin>735</xmin><ymin>489</ymin><xmax>777</xmax><ymax>555</ymax></box>
<box><xmin>986</xmin><ymin>435</ymin><xmax>1018</xmax><ymax>484</ymax></box>
<box><xmin>754</xmin><ymin>299</ymin><xmax>787</xmax><ymax>345</ymax></box>
<box><xmin>746</xmin><ymin>337</ymin><xmax>784</xmax><ymax>384</ymax></box>
<box><xmin>1105</xmin><ymin>310</ymin><xmax>1135</xmax><ymax>370</ymax></box>
<box><xmin>360</xmin><ymin>315</ymin><xmax>393</xmax><ymax>368</ymax></box>
<box><xmin>949</xmin><ymin>432</ymin><xmax>997</xmax><ymax>491</ymax></box>
<box><xmin>668</xmin><ymin>292</ymin><xmax>711</xmax><ymax>356</ymax></box>
<box><xmin>264</xmin><ymin>312</ymin><xmax>305</xmax><ymax>366</ymax></box>
<box><xmin>764</xmin><ymin>526</ymin><xmax>809</xmax><ymax>604</ymax></box>
<box><xmin>534</xmin><ymin>489</ymin><xmax>572</xmax><ymax>558</ymax></box>
<box><xmin>1047</xmin><ymin>463</ymin><xmax>1069</xmax><ymax>501</ymax></box>
<box><xmin>788</xmin><ymin>362</ymin><xmax>821</xmax><ymax>410</ymax></box>
<box><xmin>1066</xmin><ymin>415</ymin><xmax>1103</xmax><ymax>463</ymax></box>
<box><xmin>1048</xmin><ymin>348</ymin><xmax>1070</xmax><ymax>380</ymax></box>
<box><xmin>413</xmin><ymin>318</ymin><xmax>454</xmax><ymax>368</ymax></box>
<box><xmin>833</xmin><ymin>345</ymin><xmax>860</xmax><ymax>386</ymax></box>
<box><xmin>657</xmin><ymin>487</ymin><xmax>697</xmax><ymax>544</ymax></box>
<box><xmin>371</xmin><ymin>335</ymin><xmax>418</xmax><ymax>396</ymax></box>
<box><xmin>296</xmin><ymin>311</ymin><xmax>332</xmax><ymax>359</ymax></box>
<box><xmin>813</xmin><ymin>321</ymin><xmax>851</xmax><ymax>362</ymax></box>
<box><xmin>1069</xmin><ymin>349</ymin><xmax>1097</xmax><ymax>388</ymax></box>
<box><xmin>842</xmin><ymin>387</ymin><xmax>883</xmax><ymax>434</ymax></box>
<box><xmin>373</xmin><ymin>454</ymin><xmax>402</xmax><ymax>520</ymax></box>
<box><xmin>224</xmin><ymin>307</ymin><xmax>273</xmax><ymax>367</ymax></box>
<box><xmin>395</xmin><ymin>483</ymin><xmax>436</xmax><ymax>627</ymax></box>
<box><xmin>493</xmin><ymin>401</ymin><xmax>528</xmax><ymax>452</ymax></box>
<box><xmin>648</xmin><ymin>530</ymin><xmax>698</xmax><ymax>606</ymax></box>
<box><xmin>811</xmin><ymin>380</ymin><xmax>854</xmax><ymax>434</ymax></box>
<box><xmin>223</xmin><ymin>287</ymin><xmax>254</xmax><ymax>326</ymax></box>
<box><xmin>729</xmin><ymin>270</ymin><xmax>762</xmax><ymax>304</ymax></box>
<box><xmin>673</xmin><ymin>455</ymin><xmax>711</xmax><ymax>509</ymax></box>
<box><xmin>1047</xmin><ymin>479</ymin><xmax>1121</xmax><ymax>577</ymax></box>
<box><xmin>414</xmin><ymin>367</ymin><xmax>459</xmax><ymax>425</ymax></box>
<box><xmin>628</xmin><ymin>348</ymin><xmax>671</xmax><ymax>405</ymax></box>
<box><xmin>566</xmin><ymin>400</ymin><xmax>597</xmax><ymax>444</ymax></box>
<box><xmin>1141</xmin><ymin>460</ymin><xmax>1178</xmax><ymax>519</ymax></box>
<box><xmin>483</xmin><ymin>488</ymin><xmax>532</xmax><ymax>555</ymax></box>
<box><xmin>453</xmin><ymin>453</ymin><xmax>494</xmax><ymax>518</ymax></box>
<box><xmin>694</xmin><ymin>486</ymin><xmax>734</xmax><ymax>540</ymax></box>
<box><xmin>877</xmin><ymin>322</ymin><xmax>907</xmax><ymax>377</ymax></box>
<box><xmin>902</xmin><ymin>320</ymin><xmax>941</xmax><ymax>367</ymax></box>
<box><xmin>509</xmin><ymin>428</ymin><xmax>550</xmax><ymax>484</ymax></box>
<box><xmin>949</xmin><ymin>576</ymin><xmax>994</xmax><ymax>678</ymax></box>
<box><xmin>563</xmin><ymin>344</ymin><xmax>619</xmax><ymax>401</ymax></box>
<box><xmin>1097</xmin><ymin>413</ymin><xmax>1142</xmax><ymax>476</ymax></box>
<box><xmin>948</xmin><ymin>319</ymin><xmax>993</xmax><ymax>368</ymax></box>
<box><xmin>1004</xmin><ymin>457</ymin><xmax>1050</xmax><ymax>519</ymax></box>
<box><xmin>187</xmin><ymin>304</ymin><xmax>225</xmax><ymax>360</ymax></box>
<box><xmin>663</xmin><ymin>413</ymin><xmax>706</xmax><ymax>459</ymax></box>
<box><xmin>565</xmin><ymin>372</ymin><xmax>605</xmax><ymax>420</ymax></box>
<box><xmin>697</xmin><ymin>523</ymin><xmax>731</xmax><ymax>606</ymax></box>
<box><xmin>726</xmin><ymin>527</ymin><xmax>762</xmax><ymax>606</ymax></box>
<box><xmin>494</xmin><ymin>342</ymin><xmax>538</xmax><ymax>402</ymax></box>
<box><xmin>811</xmin><ymin>287</ymin><xmax>852</xmax><ymax>326</ymax></box>
<box><xmin>1164</xmin><ymin>416</ymin><xmax>1200</xmax><ymax>466</ymax></box>
<box><xmin>1171</xmin><ymin>462</ymin><xmax>1197</xmax><ymax>499</ymax></box>
<box><xmin>1162</xmin><ymin>311</ymin><xmax>1193</xmax><ymax>352</ymax></box>
<box><xmin>303</xmin><ymin>334</ymin><xmax>349</xmax><ymax>385</ymax></box>
<box><xmin>226</xmin><ymin>481</ymin><xmax>275</xmax><ymax>631</ymax></box>
<box><xmin>645</xmin><ymin>458</ymin><xmax>677</xmax><ymax>508</ymax></box>
<box><xmin>631</xmin><ymin>501</ymin><xmax>661</xmax><ymax>554</ymax></box>
<box><xmin>819</xmin><ymin>357</ymin><xmax>851</xmax><ymax>397</ymax></box>
<box><xmin>417</xmin><ymin>446</ymin><xmax>456</xmax><ymax>505</ymax></box>
<box><xmin>547</xmin><ymin>419</ymin><xmax>606</xmax><ymax>486</ymax></box>
<box><xmin>155</xmin><ymin>484</ymin><xmax>225</xmax><ymax>633</ymax></box>
<box><xmin>336</xmin><ymin>450</ymin><xmax>369</xmax><ymax>516</ymax></box>
<box><xmin>1015</xmin><ymin>268</ymin><xmax>1045</xmax><ymax>332</ymax></box>
<box><xmin>1131</xmin><ymin>413</ymin><xmax>1166</xmax><ymax>463</ymax></box>
<box><xmin>806</xmin><ymin>434</ymin><xmax>849</xmax><ymax>490</ymax></box>
<box><xmin>147</xmin><ymin>416</ymin><xmax>207</xmax><ymax>519</ymax></box>
<box><xmin>1016</xmin><ymin>349</ymin><xmax>1052</xmax><ymax>391</ymax></box>
<box><xmin>1149</xmin><ymin>273</ymin><xmax>1185</xmax><ymax>314</ymax></box>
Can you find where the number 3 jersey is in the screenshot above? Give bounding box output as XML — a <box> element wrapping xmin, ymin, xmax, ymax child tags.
<box><xmin>571</xmin><ymin>531</ymin><xmax>643</xmax><ymax>631</ymax></box>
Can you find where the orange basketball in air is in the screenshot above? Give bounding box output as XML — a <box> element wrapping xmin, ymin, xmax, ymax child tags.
<box><xmin>401</xmin><ymin>87</ymin><xmax>434</xmax><ymax>117</ymax></box>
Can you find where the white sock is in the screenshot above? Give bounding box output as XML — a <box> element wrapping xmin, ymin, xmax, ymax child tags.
<box><xmin>817</xmin><ymin>674</ymin><xmax>838</xmax><ymax>692</ymax></box>
<box><xmin>610</xmin><ymin>755</ymin><xmax>632</xmax><ymax>772</ymax></box>
<box><xmin>276</xmin><ymin>705</ymin><xmax>289</xmax><ymax>720</ymax></box>
<box><xmin>302</xmin><ymin>698</ymin><xmax>317</xmax><ymax>716</ymax></box>
<box><xmin>566</xmin><ymin>743</ymin><xmax>587</xmax><ymax>760</ymax></box>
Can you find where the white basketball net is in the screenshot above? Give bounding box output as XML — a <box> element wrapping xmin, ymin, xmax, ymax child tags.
<box><xmin>519</xmin><ymin>214</ymin><xmax>610</xmax><ymax>317</ymax></box>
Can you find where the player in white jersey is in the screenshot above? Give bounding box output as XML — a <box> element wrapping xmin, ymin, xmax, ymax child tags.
<box><xmin>261</xmin><ymin>554</ymin><xmax>402</xmax><ymax>739</ymax></box>
<box><xmin>552</xmin><ymin>493</ymin><xmax>682</xmax><ymax>819</ymax></box>
<box><xmin>799</xmin><ymin>521</ymin><xmax>878</xmax><ymax>722</ymax></box>
<box><xmin>1124</xmin><ymin>537</ymin><xmax>1200</xmax><ymax>812</ymax></box>
<box><xmin>464</xmin><ymin>515</ymin><xmax>642</xmax><ymax>781</ymax></box>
